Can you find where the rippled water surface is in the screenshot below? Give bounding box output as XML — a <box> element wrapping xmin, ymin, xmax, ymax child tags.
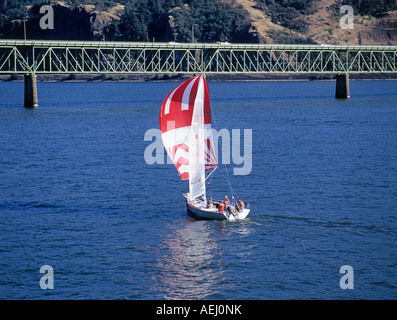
<box><xmin>0</xmin><ymin>80</ymin><xmax>396</xmax><ymax>299</ymax></box>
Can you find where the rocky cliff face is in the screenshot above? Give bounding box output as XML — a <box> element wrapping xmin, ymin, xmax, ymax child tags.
<box><xmin>228</xmin><ymin>0</ymin><xmax>397</xmax><ymax>45</ymax></box>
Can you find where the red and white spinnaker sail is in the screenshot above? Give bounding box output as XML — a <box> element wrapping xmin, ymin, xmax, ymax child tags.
<box><xmin>159</xmin><ymin>75</ymin><xmax>217</xmax><ymax>200</ymax></box>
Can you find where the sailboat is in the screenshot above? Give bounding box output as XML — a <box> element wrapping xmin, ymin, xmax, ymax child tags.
<box><xmin>159</xmin><ymin>75</ymin><xmax>250</xmax><ymax>220</ymax></box>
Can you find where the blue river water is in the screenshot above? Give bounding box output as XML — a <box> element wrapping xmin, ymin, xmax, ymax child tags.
<box><xmin>0</xmin><ymin>79</ymin><xmax>396</xmax><ymax>300</ymax></box>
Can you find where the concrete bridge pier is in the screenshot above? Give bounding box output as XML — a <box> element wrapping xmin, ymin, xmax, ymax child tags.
<box><xmin>24</xmin><ymin>74</ymin><xmax>38</xmax><ymax>108</ymax></box>
<box><xmin>335</xmin><ymin>73</ymin><xmax>350</xmax><ymax>99</ymax></box>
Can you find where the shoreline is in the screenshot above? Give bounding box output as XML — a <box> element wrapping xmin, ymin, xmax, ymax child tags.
<box><xmin>1</xmin><ymin>73</ymin><xmax>397</xmax><ymax>82</ymax></box>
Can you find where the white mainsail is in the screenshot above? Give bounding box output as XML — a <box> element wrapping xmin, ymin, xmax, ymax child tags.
<box><xmin>188</xmin><ymin>76</ymin><xmax>206</xmax><ymax>200</ymax></box>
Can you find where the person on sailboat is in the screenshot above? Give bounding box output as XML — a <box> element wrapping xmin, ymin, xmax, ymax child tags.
<box><xmin>207</xmin><ymin>197</ymin><xmax>213</xmax><ymax>208</ymax></box>
<box><xmin>224</xmin><ymin>196</ymin><xmax>233</xmax><ymax>214</ymax></box>
<box><xmin>219</xmin><ymin>200</ymin><xmax>225</xmax><ymax>213</ymax></box>
<box><xmin>238</xmin><ymin>198</ymin><xmax>245</xmax><ymax>211</ymax></box>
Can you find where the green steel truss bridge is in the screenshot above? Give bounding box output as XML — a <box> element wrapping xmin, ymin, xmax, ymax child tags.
<box><xmin>1</xmin><ymin>40</ymin><xmax>397</xmax><ymax>74</ymax></box>
<box><xmin>2</xmin><ymin>40</ymin><xmax>396</xmax><ymax>107</ymax></box>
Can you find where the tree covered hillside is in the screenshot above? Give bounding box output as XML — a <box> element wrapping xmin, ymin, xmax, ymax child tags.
<box><xmin>0</xmin><ymin>0</ymin><xmax>396</xmax><ymax>43</ymax></box>
<box><xmin>104</xmin><ymin>0</ymin><xmax>248</xmax><ymax>42</ymax></box>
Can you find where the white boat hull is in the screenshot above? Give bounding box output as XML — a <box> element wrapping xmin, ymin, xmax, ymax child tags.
<box><xmin>186</xmin><ymin>200</ymin><xmax>250</xmax><ymax>220</ymax></box>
